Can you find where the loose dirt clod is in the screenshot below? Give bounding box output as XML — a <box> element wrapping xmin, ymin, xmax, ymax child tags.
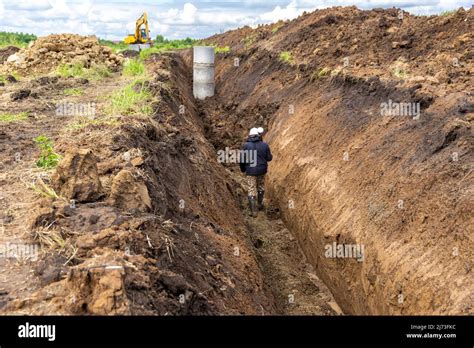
<box><xmin>108</xmin><ymin>170</ymin><xmax>152</xmax><ymax>213</ymax></box>
<box><xmin>0</xmin><ymin>46</ymin><xmax>20</xmax><ymax>64</ymax></box>
<box><xmin>52</xmin><ymin>149</ymin><xmax>103</xmax><ymax>203</ymax></box>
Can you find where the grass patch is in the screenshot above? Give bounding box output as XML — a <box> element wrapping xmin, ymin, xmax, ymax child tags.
<box><xmin>242</xmin><ymin>35</ymin><xmax>256</xmax><ymax>47</ymax></box>
<box><xmin>29</xmin><ymin>180</ymin><xmax>59</xmax><ymax>199</ymax></box>
<box><xmin>66</xmin><ymin>116</ymin><xmax>120</xmax><ymax>131</ymax></box>
<box><xmin>279</xmin><ymin>51</ymin><xmax>294</xmax><ymax>65</ymax></box>
<box><xmin>440</xmin><ymin>10</ymin><xmax>456</xmax><ymax>16</ymax></box>
<box><xmin>106</xmin><ymin>80</ymin><xmax>153</xmax><ymax>117</ymax></box>
<box><xmin>99</xmin><ymin>39</ymin><xmax>128</xmax><ymax>53</ymax></box>
<box><xmin>139</xmin><ymin>47</ymin><xmax>160</xmax><ymax>60</ymax></box>
<box><xmin>100</xmin><ymin>37</ymin><xmax>196</xmax><ymax>56</ymax></box>
<box><xmin>310</xmin><ymin>67</ymin><xmax>331</xmax><ymax>81</ymax></box>
<box><xmin>57</xmin><ymin>63</ymin><xmax>85</xmax><ymax>78</ymax></box>
<box><xmin>0</xmin><ymin>111</ymin><xmax>29</xmax><ymax>122</ymax></box>
<box><xmin>89</xmin><ymin>65</ymin><xmax>112</xmax><ymax>79</ymax></box>
<box><xmin>34</xmin><ymin>135</ymin><xmax>61</xmax><ymax>169</ymax></box>
<box><xmin>215</xmin><ymin>46</ymin><xmax>230</xmax><ymax>54</ymax></box>
<box><xmin>0</xmin><ymin>72</ymin><xmax>21</xmax><ymax>83</ymax></box>
<box><xmin>139</xmin><ymin>39</ymin><xmax>196</xmax><ymax>60</ymax></box>
<box><xmin>57</xmin><ymin>62</ymin><xmax>112</xmax><ymax>80</ymax></box>
<box><xmin>271</xmin><ymin>24</ymin><xmax>284</xmax><ymax>34</ymax></box>
<box><xmin>392</xmin><ymin>66</ymin><xmax>408</xmax><ymax>79</ymax></box>
<box><xmin>63</xmin><ymin>88</ymin><xmax>84</xmax><ymax>96</ymax></box>
<box><xmin>123</xmin><ymin>58</ymin><xmax>146</xmax><ymax>76</ymax></box>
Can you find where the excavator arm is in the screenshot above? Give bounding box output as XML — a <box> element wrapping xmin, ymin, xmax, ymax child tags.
<box><xmin>135</xmin><ymin>12</ymin><xmax>150</xmax><ymax>43</ymax></box>
<box><xmin>124</xmin><ymin>12</ymin><xmax>152</xmax><ymax>45</ymax></box>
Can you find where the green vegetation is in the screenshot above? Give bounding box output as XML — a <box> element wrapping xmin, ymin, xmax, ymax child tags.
<box><xmin>99</xmin><ymin>39</ymin><xmax>128</xmax><ymax>53</ymax></box>
<box><xmin>310</xmin><ymin>67</ymin><xmax>331</xmax><ymax>81</ymax></box>
<box><xmin>34</xmin><ymin>135</ymin><xmax>61</xmax><ymax>169</ymax></box>
<box><xmin>57</xmin><ymin>63</ymin><xmax>86</xmax><ymax>78</ymax></box>
<box><xmin>279</xmin><ymin>51</ymin><xmax>294</xmax><ymax>65</ymax></box>
<box><xmin>242</xmin><ymin>35</ymin><xmax>256</xmax><ymax>47</ymax></box>
<box><xmin>66</xmin><ymin>116</ymin><xmax>120</xmax><ymax>131</ymax></box>
<box><xmin>156</xmin><ymin>35</ymin><xmax>194</xmax><ymax>46</ymax></box>
<box><xmin>123</xmin><ymin>58</ymin><xmax>146</xmax><ymax>76</ymax></box>
<box><xmin>0</xmin><ymin>111</ymin><xmax>29</xmax><ymax>123</ymax></box>
<box><xmin>214</xmin><ymin>46</ymin><xmax>230</xmax><ymax>54</ymax></box>
<box><xmin>0</xmin><ymin>72</ymin><xmax>20</xmax><ymax>83</ymax></box>
<box><xmin>99</xmin><ymin>36</ymin><xmax>196</xmax><ymax>57</ymax></box>
<box><xmin>57</xmin><ymin>62</ymin><xmax>112</xmax><ymax>80</ymax></box>
<box><xmin>0</xmin><ymin>32</ymin><xmax>36</xmax><ymax>48</ymax></box>
<box><xmin>139</xmin><ymin>38</ymin><xmax>197</xmax><ymax>60</ymax></box>
<box><xmin>440</xmin><ymin>10</ymin><xmax>456</xmax><ymax>16</ymax></box>
<box><xmin>29</xmin><ymin>181</ymin><xmax>59</xmax><ymax>199</ymax></box>
<box><xmin>106</xmin><ymin>80</ymin><xmax>153</xmax><ymax>117</ymax></box>
<box><xmin>272</xmin><ymin>24</ymin><xmax>284</xmax><ymax>34</ymax></box>
<box><xmin>63</xmin><ymin>88</ymin><xmax>84</xmax><ymax>96</ymax></box>
<box><xmin>392</xmin><ymin>66</ymin><xmax>408</xmax><ymax>79</ymax></box>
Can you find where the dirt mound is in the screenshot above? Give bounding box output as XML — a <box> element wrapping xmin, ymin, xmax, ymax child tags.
<box><xmin>0</xmin><ymin>46</ymin><xmax>20</xmax><ymax>64</ymax></box>
<box><xmin>0</xmin><ymin>34</ymin><xmax>123</xmax><ymax>75</ymax></box>
<box><xmin>197</xmin><ymin>7</ymin><xmax>473</xmax><ymax>314</ymax></box>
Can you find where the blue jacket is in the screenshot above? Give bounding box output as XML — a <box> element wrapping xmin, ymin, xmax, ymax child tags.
<box><xmin>239</xmin><ymin>136</ymin><xmax>273</xmax><ymax>176</ymax></box>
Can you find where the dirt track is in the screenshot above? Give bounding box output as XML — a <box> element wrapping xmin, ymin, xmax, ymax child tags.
<box><xmin>0</xmin><ymin>6</ymin><xmax>472</xmax><ymax>316</ymax></box>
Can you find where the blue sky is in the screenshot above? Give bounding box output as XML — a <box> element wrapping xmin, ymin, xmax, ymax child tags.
<box><xmin>0</xmin><ymin>0</ymin><xmax>471</xmax><ymax>41</ymax></box>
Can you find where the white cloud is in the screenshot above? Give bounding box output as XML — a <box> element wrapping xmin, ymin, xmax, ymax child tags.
<box><xmin>181</xmin><ymin>3</ymin><xmax>198</xmax><ymax>24</ymax></box>
<box><xmin>0</xmin><ymin>0</ymin><xmax>471</xmax><ymax>41</ymax></box>
<box><xmin>260</xmin><ymin>0</ymin><xmax>312</xmax><ymax>22</ymax></box>
<box><xmin>5</xmin><ymin>0</ymin><xmax>52</xmax><ymax>11</ymax></box>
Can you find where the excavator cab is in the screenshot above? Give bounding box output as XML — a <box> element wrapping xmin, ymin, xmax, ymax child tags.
<box><xmin>124</xmin><ymin>12</ymin><xmax>152</xmax><ymax>51</ymax></box>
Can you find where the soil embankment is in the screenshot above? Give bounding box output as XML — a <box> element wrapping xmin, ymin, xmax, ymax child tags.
<box><xmin>0</xmin><ymin>49</ymin><xmax>277</xmax><ymax>314</ymax></box>
<box><xmin>199</xmin><ymin>7</ymin><xmax>473</xmax><ymax>314</ymax></box>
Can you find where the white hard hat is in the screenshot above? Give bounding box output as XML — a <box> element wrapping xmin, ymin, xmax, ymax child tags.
<box><xmin>257</xmin><ymin>127</ymin><xmax>264</xmax><ymax>134</ymax></box>
<box><xmin>249</xmin><ymin>128</ymin><xmax>259</xmax><ymax>136</ymax></box>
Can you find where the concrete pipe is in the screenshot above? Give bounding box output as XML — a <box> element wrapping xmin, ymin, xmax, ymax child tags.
<box><xmin>193</xmin><ymin>46</ymin><xmax>215</xmax><ymax>100</ymax></box>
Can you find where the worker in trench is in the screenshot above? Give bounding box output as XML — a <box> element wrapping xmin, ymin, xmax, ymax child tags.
<box><xmin>239</xmin><ymin>127</ymin><xmax>273</xmax><ymax>217</ymax></box>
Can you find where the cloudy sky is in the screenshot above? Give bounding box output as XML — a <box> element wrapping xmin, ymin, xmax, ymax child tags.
<box><xmin>0</xmin><ymin>0</ymin><xmax>471</xmax><ymax>41</ymax></box>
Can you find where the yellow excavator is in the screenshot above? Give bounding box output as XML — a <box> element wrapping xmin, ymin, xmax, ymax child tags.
<box><xmin>124</xmin><ymin>12</ymin><xmax>152</xmax><ymax>51</ymax></box>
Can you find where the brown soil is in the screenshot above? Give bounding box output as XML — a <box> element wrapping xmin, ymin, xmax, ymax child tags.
<box><xmin>200</xmin><ymin>7</ymin><xmax>473</xmax><ymax>315</ymax></box>
<box><xmin>0</xmin><ymin>46</ymin><xmax>20</xmax><ymax>64</ymax></box>
<box><xmin>0</xmin><ymin>6</ymin><xmax>472</xmax><ymax>316</ymax></box>
<box><xmin>1</xmin><ymin>39</ymin><xmax>338</xmax><ymax>314</ymax></box>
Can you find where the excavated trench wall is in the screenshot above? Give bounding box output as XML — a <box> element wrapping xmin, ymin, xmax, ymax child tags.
<box><xmin>187</xmin><ymin>46</ymin><xmax>473</xmax><ymax>315</ymax></box>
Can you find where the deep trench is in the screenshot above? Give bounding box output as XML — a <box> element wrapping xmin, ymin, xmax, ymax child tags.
<box><xmin>175</xmin><ymin>53</ymin><xmax>343</xmax><ymax>315</ymax></box>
